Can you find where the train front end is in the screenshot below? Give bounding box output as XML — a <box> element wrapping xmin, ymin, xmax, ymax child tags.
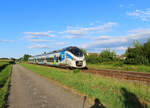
<box><xmin>66</xmin><ymin>47</ymin><xmax>86</xmax><ymax>68</ymax></box>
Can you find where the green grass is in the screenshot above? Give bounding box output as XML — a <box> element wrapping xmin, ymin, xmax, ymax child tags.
<box><xmin>0</xmin><ymin>61</ymin><xmax>12</xmax><ymax>108</ymax></box>
<box><xmin>87</xmin><ymin>63</ymin><xmax>150</xmax><ymax>73</ymax></box>
<box><xmin>21</xmin><ymin>63</ymin><xmax>150</xmax><ymax>108</ymax></box>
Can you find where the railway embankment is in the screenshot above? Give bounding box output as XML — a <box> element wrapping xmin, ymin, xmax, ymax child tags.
<box><xmin>20</xmin><ymin>63</ymin><xmax>150</xmax><ymax>108</ymax></box>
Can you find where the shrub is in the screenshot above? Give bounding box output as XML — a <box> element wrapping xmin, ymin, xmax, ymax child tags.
<box><xmin>73</xmin><ymin>69</ymin><xmax>80</xmax><ymax>73</ymax></box>
<box><xmin>86</xmin><ymin>54</ymin><xmax>99</xmax><ymax>64</ymax></box>
<box><xmin>124</xmin><ymin>40</ymin><xmax>150</xmax><ymax>65</ymax></box>
<box><xmin>98</xmin><ymin>49</ymin><xmax>117</xmax><ymax>63</ymax></box>
<box><xmin>113</xmin><ymin>60</ymin><xmax>124</xmax><ymax>67</ymax></box>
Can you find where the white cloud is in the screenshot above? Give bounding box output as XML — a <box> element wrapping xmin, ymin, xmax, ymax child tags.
<box><xmin>28</xmin><ymin>44</ymin><xmax>48</xmax><ymax>49</ymax></box>
<box><xmin>89</xmin><ymin>23</ymin><xmax>95</xmax><ymax>26</ymax></box>
<box><xmin>60</xmin><ymin>22</ymin><xmax>117</xmax><ymax>37</ymax></box>
<box><xmin>29</xmin><ymin>39</ymin><xmax>54</xmax><ymax>42</ymax></box>
<box><xmin>127</xmin><ymin>9</ymin><xmax>150</xmax><ymax>21</ymax></box>
<box><xmin>128</xmin><ymin>28</ymin><xmax>150</xmax><ymax>40</ymax></box>
<box><xmin>24</xmin><ymin>35</ymin><xmax>40</xmax><ymax>39</ymax></box>
<box><xmin>0</xmin><ymin>40</ymin><xmax>14</xmax><ymax>43</ymax></box>
<box><xmin>59</xmin><ymin>29</ymin><xmax>85</xmax><ymax>35</ymax></box>
<box><xmin>116</xmin><ymin>46</ymin><xmax>127</xmax><ymax>51</ymax></box>
<box><xmin>55</xmin><ymin>42</ymin><xmax>71</xmax><ymax>46</ymax></box>
<box><xmin>25</xmin><ymin>32</ymin><xmax>49</xmax><ymax>36</ymax></box>
<box><xmin>47</xmin><ymin>34</ymin><xmax>56</xmax><ymax>37</ymax></box>
<box><xmin>62</xmin><ymin>35</ymin><xmax>90</xmax><ymax>39</ymax></box>
<box><xmin>24</xmin><ymin>31</ymin><xmax>56</xmax><ymax>44</ymax></box>
<box><xmin>62</xmin><ymin>35</ymin><xmax>77</xmax><ymax>39</ymax></box>
<box><xmin>0</xmin><ymin>40</ymin><xmax>9</xmax><ymax>43</ymax></box>
<box><xmin>24</xmin><ymin>31</ymin><xmax>56</xmax><ymax>37</ymax></box>
<box><xmin>81</xmin><ymin>28</ymin><xmax>150</xmax><ymax>49</ymax></box>
<box><xmin>93</xmin><ymin>36</ymin><xmax>111</xmax><ymax>40</ymax></box>
<box><xmin>48</xmin><ymin>30</ymin><xmax>53</xmax><ymax>33</ymax></box>
<box><xmin>120</xmin><ymin>4</ymin><xmax>134</xmax><ymax>8</ymax></box>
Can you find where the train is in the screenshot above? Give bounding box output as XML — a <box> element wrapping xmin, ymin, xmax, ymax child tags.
<box><xmin>28</xmin><ymin>46</ymin><xmax>86</xmax><ymax>68</ymax></box>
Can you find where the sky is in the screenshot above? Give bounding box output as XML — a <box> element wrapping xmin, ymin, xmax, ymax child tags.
<box><xmin>0</xmin><ymin>0</ymin><xmax>150</xmax><ymax>58</ymax></box>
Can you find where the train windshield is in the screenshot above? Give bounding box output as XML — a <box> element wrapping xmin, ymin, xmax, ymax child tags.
<box><xmin>68</xmin><ymin>47</ymin><xmax>83</xmax><ymax>57</ymax></box>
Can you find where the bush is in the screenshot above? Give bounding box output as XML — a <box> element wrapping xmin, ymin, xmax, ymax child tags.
<box><xmin>113</xmin><ymin>60</ymin><xmax>124</xmax><ymax>67</ymax></box>
<box><xmin>73</xmin><ymin>69</ymin><xmax>80</xmax><ymax>73</ymax></box>
<box><xmin>86</xmin><ymin>54</ymin><xmax>99</xmax><ymax>64</ymax></box>
<box><xmin>125</xmin><ymin>40</ymin><xmax>150</xmax><ymax>65</ymax></box>
<box><xmin>98</xmin><ymin>49</ymin><xmax>117</xmax><ymax>63</ymax></box>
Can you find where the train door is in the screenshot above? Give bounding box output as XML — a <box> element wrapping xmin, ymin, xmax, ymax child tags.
<box><xmin>53</xmin><ymin>55</ymin><xmax>56</xmax><ymax>66</ymax></box>
<box><xmin>66</xmin><ymin>52</ymin><xmax>72</xmax><ymax>66</ymax></box>
<box><xmin>60</xmin><ymin>51</ymin><xmax>65</xmax><ymax>64</ymax></box>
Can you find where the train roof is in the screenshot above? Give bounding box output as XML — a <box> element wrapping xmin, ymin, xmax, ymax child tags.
<box><xmin>29</xmin><ymin>46</ymin><xmax>80</xmax><ymax>58</ymax></box>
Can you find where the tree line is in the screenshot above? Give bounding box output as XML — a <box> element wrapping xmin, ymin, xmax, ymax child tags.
<box><xmin>81</xmin><ymin>38</ymin><xmax>150</xmax><ymax>65</ymax></box>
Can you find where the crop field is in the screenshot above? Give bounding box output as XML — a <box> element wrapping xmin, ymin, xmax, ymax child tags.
<box><xmin>21</xmin><ymin>63</ymin><xmax>150</xmax><ymax>108</ymax></box>
<box><xmin>87</xmin><ymin>63</ymin><xmax>150</xmax><ymax>73</ymax></box>
<box><xmin>0</xmin><ymin>61</ymin><xmax>12</xmax><ymax>108</ymax></box>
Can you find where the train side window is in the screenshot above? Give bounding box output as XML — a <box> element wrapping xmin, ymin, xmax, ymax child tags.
<box><xmin>46</xmin><ymin>58</ymin><xmax>51</xmax><ymax>62</ymax></box>
<box><xmin>56</xmin><ymin>57</ymin><xmax>59</xmax><ymax>62</ymax></box>
<box><xmin>50</xmin><ymin>57</ymin><xmax>54</xmax><ymax>62</ymax></box>
<box><xmin>59</xmin><ymin>56</ymin><xmax>61</xmax><ymax>60</ymax></box>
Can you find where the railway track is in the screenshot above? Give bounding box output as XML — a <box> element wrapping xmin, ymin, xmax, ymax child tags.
<box><xmin>82</xmin><ymin>68</ymin><xmax>150</xmax><ymax>83</ymax></box>
<box><xmin>29</xmin><ymin>63</ymin><xmax>150</xmax><ymax>83</ymax></box>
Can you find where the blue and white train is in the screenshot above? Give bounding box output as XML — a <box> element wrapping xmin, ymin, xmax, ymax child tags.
<box><xmin>28</xmin><ymin>46</ymin><xmax>86</xmax><ymax>68</ymax></box>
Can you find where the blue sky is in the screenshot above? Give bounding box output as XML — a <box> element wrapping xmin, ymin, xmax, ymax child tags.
<box><xmin>0</xmin><ymin>0</ymin><xmax>150</xmax><ymax>58</ymax></box>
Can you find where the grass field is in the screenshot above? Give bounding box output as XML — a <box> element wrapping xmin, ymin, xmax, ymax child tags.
<box><xmin>21</xmin><ymin>63</ymin><xmax>150</xmax><ymax>108</ymax></box>
<box><xmin>0</xmin><ymin>61</ymin><xmax>12</xmax><ymax>108</ymax></box>
<box><xmin>87</xmin><ymin>63</ymin><xmax>150</xmax><ymax>73</ymax></box>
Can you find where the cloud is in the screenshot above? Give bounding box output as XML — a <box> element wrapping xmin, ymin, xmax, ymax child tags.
<box><xmin>55</xmin><ymin>42</ymin><xmax>71</xmax><ymax>46</ymax></box>
<box><xmin>24</xmin><ymin>35</ymin><xmax>40</xmax><ymax>39</ymax></box>
<box><xmin>29</xmin><ymin>39</ymin><xmax>54</xmax><ymax>42</ymax></box>
<box><xmin>116</xmin><ymin>46</ymin><xmax>128</xmax><ymax>51</ymax></box>
<box><xmin>25</xmin><ymin>32</ymin><xmax>48</xmax><ymax>36</ymax></box>
<box><xmin>62</xmin><ymin>35</ymin><xmax>78</xmax><ymax>39</ymax></box>
<box><xmin>60</xmin><ymin>22</ymin><xmax>117</xmax><ymax>37</ymax></box>
<box><xmin>24</xmin><ymin>31</ymin><xmax>56</xmax><ymax>38</ymax></box>
<box><xmin>128</xmin><ymin>28</ymin><xmax>150</xmax><ymax>40</ymax></box>
<box><xmin>28</xmin><ymin>44</ymin><xmax>48</xmax><ymax>49</ymax></box>
<box><xmin>120</xmin><ymin>4</ymin><xmax>134</xmax><ymax>8</ymax></box>
<box><xmin>28</xmin><ymin>42</ymin><xmax>71</xmax><ymax>49</ymax></box>
<box><xmin>93</xmin><ymin>36</ymin><xmax>111</xmax><ymax>40</ymax></box>
<box><xmin>0</xmin><ymin>40</ymin><xmax>9</xmax><ymax>43</ymax></box>
<box><xmin>62</xmin><ymin>35</ymin><xmax>90</xmax><ymax>39</ymax></box>
<box><xmin>89</xmin><ymin>23</ymin><xmax>95</xmax><ymax>26</ymax></box>
<box><xmin>81</xmin><ymin>28</ymin><xmax>150</xmax><ymax>50</ymax></box>
<box><xmin>23</xmin><ymin>31</ymin><xmax>56</xmax><ymax>44</ymax></box>
<box><xmin>48</xmin><ymin>30</ymin><xmax>53</xmax><ymax>33</ymax></box>
<box><xmin>127</xmin><ymin>9</ymin><xmax>150</xmax><ymax>21</ymax></box>
<box><xmin>0</xmin><ymin>40</ymin><xmax>14</xmax><ymax>43</ymax></box>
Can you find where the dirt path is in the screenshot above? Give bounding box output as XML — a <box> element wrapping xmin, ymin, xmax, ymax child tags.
<box><xmin>7</xmin><ymin>64</ymin><xmax>89</xmax><ymax>108</ymax></box>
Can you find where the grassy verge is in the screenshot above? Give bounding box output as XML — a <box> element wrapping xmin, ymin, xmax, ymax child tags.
<box><xmin>87</xmin><ymin>63</ymin><xmax>150</xmax><ymax>73</ymax></box>
<box><xmin>0</xmin><ymin>61</ymin><xmax>12</xmax><ymax>108</ymax></box>
<box><xmin>20</xmin><ymin>63</ymin><xmax>150</xmax><ymax>108</ymax></box>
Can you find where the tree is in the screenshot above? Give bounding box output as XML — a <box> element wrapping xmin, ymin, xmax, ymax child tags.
<box><xmin>23</xmin><ymin>54</ymin><xmax>31</xmax><ymax>61</ymax></box>
<box><xmin>143</xmin><ymin>39</ymin><xmax>150</xmax><ymax>63</ymax></box>
<box><xmin>125</xmin><ymin>40</ymin><xmax>149</xmax><ymax>65</ymax></box>
<box><xmin>80</xmin><ymin>48</ymin><xmax>87</xmax><ymax>57</ymax></box>
<box><xmin>98</xmin><ymin>49</ymin><xmax>117</xmax><ymax>63</ymax></box>
<box><xmin>86</xmin><ymin>54</ymin><xmax>99</xmax><ymax>64</ymax></box>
